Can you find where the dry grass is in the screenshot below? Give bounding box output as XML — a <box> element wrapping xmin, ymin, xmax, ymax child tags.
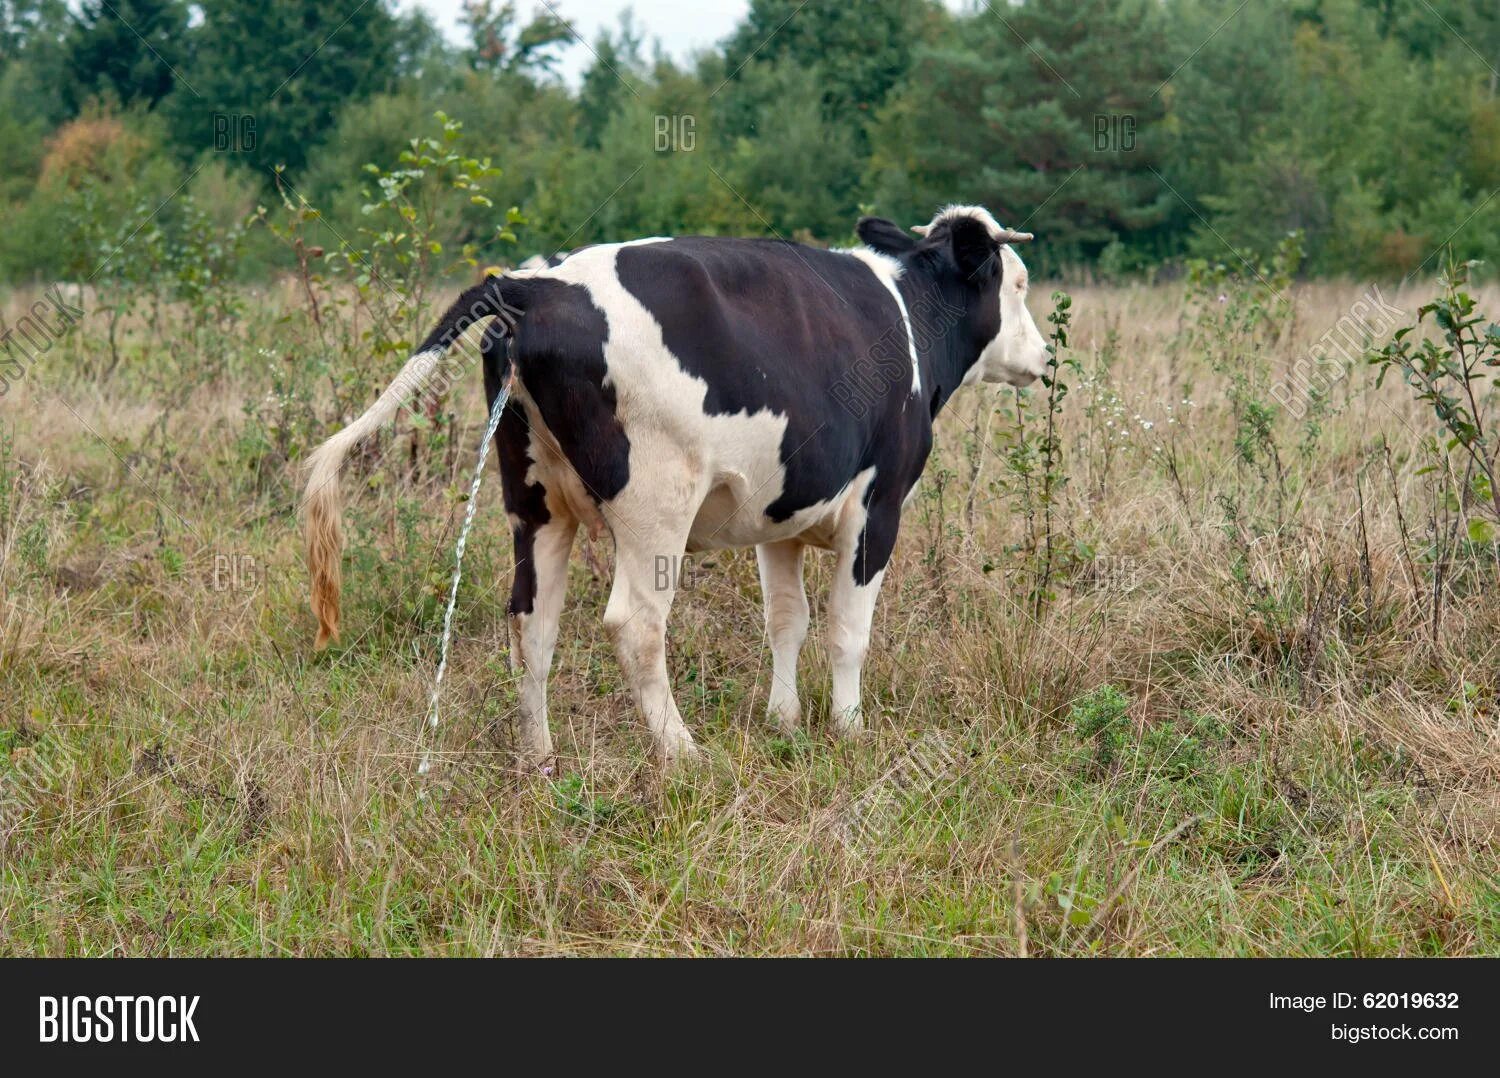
<box><xmin>1</xmin><ymin>273</ymin><xmax>1497</xmax><ymax>955</ymax></box>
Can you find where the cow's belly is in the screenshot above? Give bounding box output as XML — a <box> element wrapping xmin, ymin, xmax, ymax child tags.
<box><xmin>686</xmin><ymin>487</ymin><xmax>826</xmax><ymax>550</ymax></box>
<box><xmin>685</xmin><ymin>467</ymin><xmax>867</xmax><ymax>552</ymax></box>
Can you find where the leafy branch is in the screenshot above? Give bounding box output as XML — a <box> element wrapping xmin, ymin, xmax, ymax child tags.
<box><xmin>1370</xmin><ymin>254</ymin><xmax>1500</xmax><ymax>541</ymax></box>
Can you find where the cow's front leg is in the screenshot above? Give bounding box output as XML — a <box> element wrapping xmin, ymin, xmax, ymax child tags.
<box><xmin>828</xmin><ymin>492</ymin><xmax>900</xmax><ymax>736</ymax></box>
<box><xmin>827</xmin><ymin>565</ymin><xmax>887</xmax><ymax>736</ymax></box>
<box><xmin>756</xmin><ymin>539</ymin><xmax>809</xmax><ymax>733</ymax></box>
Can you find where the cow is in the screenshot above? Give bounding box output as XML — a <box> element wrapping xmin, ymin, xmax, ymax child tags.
<box><xmin>303</xmin><ymin>204</ymin><xmax>1049</xmax><ymax>767</ymax></box>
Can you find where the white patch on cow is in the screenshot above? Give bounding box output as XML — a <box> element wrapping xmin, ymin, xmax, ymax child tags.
<box><xmin>515</xmin><ymin>238</ymin><xmax>669</xmax><ymax>280</ymax></box>
<box><xmin>840</xmin><ymin>246</ymin><xmax>921</xmax><ymax>394</ymax></box>
<box><xmin>971</xmin><ymin>245</ymin><xmax>1049</xmax><ymax>387</ymax></box>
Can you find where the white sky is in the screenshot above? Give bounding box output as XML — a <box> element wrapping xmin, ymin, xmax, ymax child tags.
<box><xmin>400</xmin><ymin>1</ymin><xmax>753</xmax><ymax>83</ymax></box>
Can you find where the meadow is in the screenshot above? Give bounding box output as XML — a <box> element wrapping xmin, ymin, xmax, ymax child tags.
<box><xmin>1</xmin><ymin>249</ymin><xmax>1497</xmax><ymax>956</ymax></box>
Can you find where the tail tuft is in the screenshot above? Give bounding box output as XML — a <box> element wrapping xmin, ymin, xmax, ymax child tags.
<box><xmin>305</xmin><ymin>436</ymin><xmax>348</xmax><ymax>649</ymax></box>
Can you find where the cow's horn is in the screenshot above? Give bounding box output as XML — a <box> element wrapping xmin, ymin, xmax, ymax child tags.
<box><xmin>996</xmin><ymin>229</ymin><xmax>1034</xmax><ymax>244</ymax></box>
<box><xmin>911</xmin><ymin>224</ymin><xmax>931</xmax><ymax>236</ymax></box>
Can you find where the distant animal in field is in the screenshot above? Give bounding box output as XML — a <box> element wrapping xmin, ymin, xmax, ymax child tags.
<box><xmin>304</xmin><ymin>205</ymin><xmax>1048</xmax><ymax>766</ymax></box>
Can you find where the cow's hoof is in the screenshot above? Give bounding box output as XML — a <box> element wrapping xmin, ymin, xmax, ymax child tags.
<box><xmin>660</xmin><ymin>736</ymin><xmax>705</xmax><ymax>770</ymax></box>
<box><xmin>769</xmin><ymin>704</ymin><xmax>802</xmax><ymax>737</ymax></box>
<box><xmin>831</xmin><ymin>710</ymin><xmax>867</xmax><ymax>739</ymax></box>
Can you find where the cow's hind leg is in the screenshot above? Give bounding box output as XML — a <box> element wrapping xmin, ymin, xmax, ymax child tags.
<box><xmin>600</xmin><ymin>494</ymin><xmax>700</xmax><ymax>765</ymax></box>
<box><xmin>492</xmin><ymin>358</ymin><xmax>577</xmax><ymax>766</ymax></box>
<box><xmin>508</xmin><ymin>512</ymin><xmax>576</xmax><ymax>764</ymax></box>
<box><xmin>756</xmin><ymin>539</ymin><xmax>808</xmax><ymax>733</ymax></box>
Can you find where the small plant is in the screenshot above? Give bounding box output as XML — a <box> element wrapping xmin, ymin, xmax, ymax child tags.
<box><xmin>1141</xmin><ymin>718</ymin><xmax>1211</xmax><ymax>782</ymax></box>
<box><xmin>1075</xmin><ymin>322</ymin><xmax>1126</xmax><ymax>505</ymax></box>
<box><xmin>551</xmin><ymin>774</ymin><xmax>619</xmax><ymax>825</ymax></box>
<box><xmin>1369</xmin><ymin>254</ymin><xmax>1499</xmax><ymax>542</ymax></box>
<box><xmin>766</xmin><ymin>729</ymin><xmax>814</xmax><ymax>763</ymax></box>
<box><xmin>350</xmin><ymin>110</ymin><xmax>521</xmax><ymax>342</ymax></box>
<box><xmin>917</xmin><ymin>461</ymin><xmax>958</xmax><ymax>599</ymax></box>
<box><xmin>1034</xmin><ymin>291</ymin><xmax>1078</xmax><ymax>612</ymax></box>
<box><xmin>1068</xmin><ymin>683</ymin><xmax>1131</xmax><ymax>772</ymax></box>
<box><xmin>996</xmin><ymin>290</ymin><xmax>1078</xmax><ymax>613</ymax></box>
<box><xmin>1188</xmin><ymin>233</ymin><xmax>1306</xmax><ymax>536</ymax></box>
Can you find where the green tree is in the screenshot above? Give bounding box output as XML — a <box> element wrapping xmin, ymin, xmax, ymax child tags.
<box><xmin>577</xmin><ymin>12</ymin><xmax>646</xmax><ymax>150</ymax></box>
<box><xmin>1</xmin><ymin>0</ymin><xmax>64</xmax><ymax>60</ymax></box>
<box><xmin>1158</xmin><ymin>0</ymin><xmax>1294</xmax><ymax>230</ymax></box>
<box><xmin>1</xmin><ymin>0</ymin><xmax>68</xmax><ymax>128</ymax></box>
<box><xmin>870</xmin><ymin>0</ymin><xmax>1174</xmax><ymax>266</ymax></box>
<box><xmin>531</xmin><ymin>68</ymin><xmax>738</xmax><ymax>251</ymax></box>
<box><xmin>171</xmin><ymin>0</ymin><xmax>400</xmax><ymax>176</ymax></box>
<box><xmin>1359</xmin><ymin>0</ymin><xmax>1500</xmax><ymax>85</ymax></box>
<box><xmin>390</xmin><ymin>6</ymin><xmax>456</xmax><ymax>84</ymax></box>
<box><xmin>722</xmin><ymin>61</ymin><xmax>862</xmax><ymax>239</ymax></box>
<box><xmin>718</xmin><ymin>0</ymin><xmax>934</xmax><ymax>143</ymax></box>
<box><xmin>1188</xmin><ymin>0</ymin><xmax>1494</xmax><ymax>275</ymax></box>
<box><xmin>63</xmin><ymin>0</ymin><xmax>189</xmax><ymax>113</ymax></box>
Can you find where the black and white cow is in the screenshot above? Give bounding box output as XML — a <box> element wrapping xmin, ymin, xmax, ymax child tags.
<box><xmin>305</xmin><ymin>205</ymin><xmax>1048</xmax><ymax>765</ymax></box>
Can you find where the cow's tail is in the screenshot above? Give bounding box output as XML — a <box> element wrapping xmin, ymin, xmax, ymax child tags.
<box><xmin>303</xmin><ymin>276</ymin><xmax>528</xmax><ymax>649</ymax></box>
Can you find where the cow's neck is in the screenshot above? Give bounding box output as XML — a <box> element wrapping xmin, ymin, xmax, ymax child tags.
<box><xmin>901</xmin><ymin>272</ymin><xmax>985</xmax><ymax>421</ymax></box>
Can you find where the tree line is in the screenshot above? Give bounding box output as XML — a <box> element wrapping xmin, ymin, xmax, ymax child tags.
<box><xmin>0</xmin><ymin>0</ymin><xmax>1496</xmax><ymax>283</ymax></box>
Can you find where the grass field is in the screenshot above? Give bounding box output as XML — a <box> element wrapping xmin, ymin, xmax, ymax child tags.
<box><xmin>2</xmin><ymin>264</ymin><xmax>1497</xmax><ymax>956</ymax></box>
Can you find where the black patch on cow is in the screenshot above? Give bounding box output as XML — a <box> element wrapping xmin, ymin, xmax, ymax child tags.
<box><xmin>485</xmin><ymin>326</ymin><xmax>547</xmax><ymax>616</ymax></box>
<box><xmin>612</xmin><ymin>228</ymin><xmax>1010</xmax><ymax>582</ymax></box>
<box><xmin>947</xmin><ymin>215</ymin><xmax>1002</xmax><ymax>281</ymax></box>
<box><xmin>419</xmin><ymin>277</ymin><xmax>520</xmax><ymax>354</ymax></box>
<box><xmin>852</xmin><ymin>417</ymin><xmax>933</xmax><ymax>586</ymax></box>
<box><xmin>852</xmin><ymin>495</ymin><xmax>901</xmax><ymax>587</ymax></box>
<box><xmin>510</xmin><ymin>276</ymin><xmax>631</xmax><ymax>506</ymax></box>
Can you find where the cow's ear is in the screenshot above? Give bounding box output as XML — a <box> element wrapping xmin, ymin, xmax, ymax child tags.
<box><xmin>857</xmin><ymin>216</ymin><xmax>917</xmax><ymax>256</ymax></box>
<box><xmin>948</xmin><ymin>215</ymin><xmax>1000</xmax><ymax>282</ymax></box>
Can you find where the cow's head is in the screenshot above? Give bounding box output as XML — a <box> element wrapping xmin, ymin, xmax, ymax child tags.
<box><xmin>858</xmin><ymin>205</ymin><xmax>1049</xmax><ymax>388</ymax></box>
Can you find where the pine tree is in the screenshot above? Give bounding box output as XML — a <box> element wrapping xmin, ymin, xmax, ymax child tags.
<box><xmin>1158</xmin><ymin>0</ymin><xmax>1295</xmax><ymax>236</ymax></box>
<box><xmin>577</xmin><ymin>13</ymin><xmax>646</xmax><ymax>150</ymax></box>
<box><xmin>63</xmin><ymin>0</ymin><xmax>188</xmax><ymax>113</ymax></box>
<box><xmin>870</xmin><ymin>0</ymin><xmax>1174</xmax><ymax>265</ymax></box>
<box><xmin>1</xmin><ymin>0</ymin><xmax>65</xmax><ymax>63</ymax></box>
<box><xmin>172</xmin><ymin>0</ymin><xmax>399</xmax><ymax>176</ymax></box>
<box><xmin>1</xmin><ymin>0</ymin><xmax>68</xmax><ymax>130</ymax></box>
<box><xmin>719</xmin><ymin>0</ymin><xmax>933</xmax><ymax>142</ymax></box>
